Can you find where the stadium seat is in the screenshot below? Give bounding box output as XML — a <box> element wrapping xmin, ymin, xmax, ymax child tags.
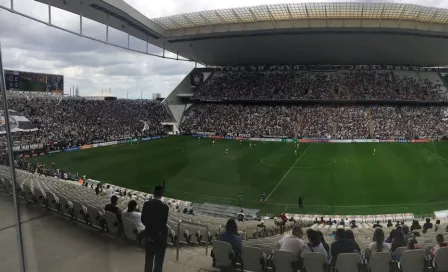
<box><xmin>392</xmin><ymin>246</ymin><xmax>407</xmax><ymax>259</ymax></box>
<box><xmin>368</xmin><ymin>252</ymin><xmax>392</xmax><ymax>272</ymax></box>
<box><xmin>434</xmin><ymin>247</ymin><xmax>448</xmax><ymax>271</ymax></box>
<box><xmin>104</xmin><ymin>211</ymin><xmax>121</xmax><ymax>236</ymax></box>
<box><xmin>399</xmin><ymin>249</ymin><xmax>425</xmax><ymax>272</ymax></box>
<box><xmin>57</xmin><ymin>195</ymin><xmax>72</xmax><ymax>217</ymax></box>
<box><xmin>45</xmin><ymin>192</ymin><xmax>59</xmax><ymax>212</ymax></box>
<box><xmin>302</xmin><ymin>252</ymin><xmax>326</xmax><ymax>272</ymax></box>
<box><xmin>335</xmin><ymin>253</ymin><xmax>361</xmax><ymax>272</ymax></box>
<box><xmin>273</xmin><ymin>250</ymin><xmax>296</xmax><ymax>272</ymax></box>
<box><xmin>122</xmin><ymin>218</ymin><xmax>139</xmax><ymax>242</ymax></box>
<box><xmin>72</xmin><ymin>201</ymin><xmax>87</xmax><ymax>222</ymax></box>
<box><xmin>34</xmin><ymin>188</ymin><xmax>46</xmax><ymax>206</ymax></box>
<box><xmin>22</xmin><ymin>184</ymin><xmax>34</xmax><ymax>202</ymax></box>
<box><xmin>241</xmin><ymin>246</ymin><xmax>266</xmax><ymax>272</ymax></box>
<box><xmin>86</xmin><ymin>205</ymin><xmax>104</xmax><ymax>229</ymax></box>
<box><xmin>212</xmin><ymin>241</ymin><xmax>235</xmax><ymax>270</ymax></box>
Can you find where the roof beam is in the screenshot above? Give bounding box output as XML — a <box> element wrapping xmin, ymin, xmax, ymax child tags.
<box><xmin>415</xmin><ymin>8</ymin><xmax>423</xmax><ymax>30</ymax></box>
<box><xmin>428</xmin><ymin>9</ymin><xmax>439</xmax><ymax>31</ymax></box>
<box><xmin>266</xmin><ymin>6</ymin><xmax>276</xmax><ymax>29</ymax></box>
<box><xmin>361</xmin><ymin>3</ymin><xmax>364</xmax><ymax>28</ymax></box>
<box><xmin>379</xmin><ymin>4</ymin><xmax>386</xmax><ymax>27</ymax></box>
<box><xmin>285</xmin><ymin>5</ymin><xmax>294</xmax><ymax>28</ymax></box>
<box><xmin>168</xmin><ymin>17</ymin><xmax>183</xmax><ymax>29</ymax></box>
<box><xmin>231</xmin><ymin>9</ymin><xmax>245</xmax><ymax>29</ymax></box>
<box><xmin>248</xmin><ymin>8</ymin><xmax>262</xmax><ymax>29</ymax></box>
<box><xmin>304</xmin><ymin>3</ymin><xmax>311</xmax><ymax>28</ymax></box>
<box><xmin>198</xmin><ymin>13</ymin><xmax>214</xmax><ymax>32</ymax></box>
<box><xmin>324</xmin><ymin>5</ymin><xmax>328</xmax><ymax>28</ymax></box>
<box><xmin>398</xmin><ymin>5</ymin><xmax>407</xmax><ymax>28</ymax></box>
<box><xmin>214</xmin><ymin>11</ymin><xmax>229</xmax><ymax>31</ymax></box>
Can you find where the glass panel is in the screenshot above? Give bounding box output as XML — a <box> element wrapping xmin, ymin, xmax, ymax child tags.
<box><xmin>0</xmin><ymin>42</ymin><xmax>23</xmax><ymax>272</ymax></box>
<box><xmin>251</xmin><ymin>5</ymin><xmax>272</xmax><ymax>21</ymax></box>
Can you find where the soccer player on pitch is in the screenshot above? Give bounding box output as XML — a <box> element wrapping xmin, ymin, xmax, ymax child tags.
<box><xmin>373</xmin><ymin>148</ymin><xmax>376</xmax><ymax>156</ymax></box>
<box><xmin>232</xmin><ymin>156</ymin><xmax>236</xmax><ymax>163</ymax></box>
<box><xmin>238</xmin><ymin>193</ymin><xmax>243</xmax><ymax>207</ymax></box>
<box><xmin>260</xmin><ymin>192</ymin><xmax>266</xmax><ymax>204</ymax></box>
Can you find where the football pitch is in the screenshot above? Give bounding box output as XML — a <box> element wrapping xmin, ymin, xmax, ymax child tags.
<box><xmin>31</xmin><ymin>137</ymin><xmax>448</xmax><ymax>216</ymax></box>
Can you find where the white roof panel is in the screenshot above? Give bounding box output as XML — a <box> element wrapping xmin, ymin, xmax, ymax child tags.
<box><xmin>151</xmin><ymin>2</ymin><xmax>448</xmax><ymax>31</ymax></box>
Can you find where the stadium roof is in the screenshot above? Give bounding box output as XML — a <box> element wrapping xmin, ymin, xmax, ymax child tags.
<box><xmin>152</xmin><ymin>2</ymin><xmax>448</xmax><ymax>31</ymax></box>
<box><xmin>23</xmin><ymin>1</ymin><xmax>448</xmax><ymax>66</ymax></box>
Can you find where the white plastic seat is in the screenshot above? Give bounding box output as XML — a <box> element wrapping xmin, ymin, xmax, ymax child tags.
<box><xmin>241</xmin><ymin>246</ymin><xmax>265</xmax><ymax>272</ymax></box>
<box><xmin>86</xmin><ymin>205</ymin><xmax>104</xmax><ymax>229</ymax></box>
<box><xmin>122</xmin><ymin>218</ymin><xmax>139</xmax><ymax>242</ymax></box>
<box><xmin>369</xmin><ymin>252</ymin><xmax>392</xmax><ymax>272</ymax></box>
<box><xmin>104</xmin><ymin>211</ymin><xmax>121</xmax><ymax>235</ymax></box>
<box><xmin>399</xmin><ymin>249</ymin><xmax>425</xmax><ymax>272</ymax></box>
<box><xmin>273</xmin><ymin>250</ymin><xmax>296</xmax><ymax>272</ymax></box>
<box><xmin>434</xmin><ymin>247</ymin><xmax>448</xmax><ymax>271</ymax></box>
<box><xmin>46</xmin><ymin>192</ymin><xmax>59</xmax><ymax>211</ymax></box>
<box><xmin>72</xmin><ymin>201</ymin><xmax>87</xmax><ymax>222</ymax></box>
<box><xmin>303</xmin><ymin>252</ymin><xmax>326</xmax><ymax>272</ymax></box>
<box><xmin>212</xmin><ymin>241</ymin><xmax>235</xmax><ymax>269</ymax></box>
<box><xmin>392</xmin><ymin>246</ymin><xmax>407</xmax><ymax>259</ymax></box>
<box><xmin>22</xmin><ymin>184</ymin><xmax>34</xmax><ymax>202</ymax></box>
<box><xmin>335</xmin><ymin>253</ymin><xmax>361</xmax><ymax>272</ymax></box>
<box><xmin>58</xmin><ymin>196</ymin><xmax>72</xmax><ymax>217</ymax></box>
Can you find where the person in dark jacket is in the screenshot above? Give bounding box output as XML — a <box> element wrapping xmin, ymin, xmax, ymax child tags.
<box><xmin>423</xmin><ymin>218</ymin><xmax>433</xmax><ymax>233</ymax></box>
<box><xmin>141</xmin><ymin>186</ymin><xmax>169</xmax><ymax>272</ymax></box>
<box><xmin>331</xmin><ymin>229</ymin><xmax>356</xmax><ymax>265</ymax></box>
<box><xmin>105</xmin><ymin>195</ymin><xmax>122</xmax><ymax>223</ymax></box>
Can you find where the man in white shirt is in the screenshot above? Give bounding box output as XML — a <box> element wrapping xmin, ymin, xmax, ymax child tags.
<box><xmin>237</xmin><ymin>210</ymin><xmax>245</xmax><ymax>222</ymax></box>
<box><xmin>277</xmin><ymin>224</ymin><xmax>306</xmax><ymax>260</ymax></box>
<box><xmin>105</xmin><ymin>185</ymin><xmax>114</xmax><ymax>198</ymax></box>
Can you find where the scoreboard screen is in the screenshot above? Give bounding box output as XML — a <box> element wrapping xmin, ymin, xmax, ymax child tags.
<box><xmin>4</xmin><ymin>70</ymin><xmax>64</xmax><ymax>93</ymax></box>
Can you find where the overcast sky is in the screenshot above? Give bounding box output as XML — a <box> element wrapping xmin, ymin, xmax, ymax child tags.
<box><xmin>0</xmin><ymin>0</ymin><xmax>446</xmax><ymax>98</ymax></box>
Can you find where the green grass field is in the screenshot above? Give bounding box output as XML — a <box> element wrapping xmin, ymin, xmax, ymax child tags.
<box><xmin>31</xmin><ymin>137</ymin><xmax>448</xmax><ymax>216</ymax></box>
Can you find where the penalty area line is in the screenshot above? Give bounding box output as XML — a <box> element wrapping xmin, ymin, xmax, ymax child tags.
<box><xmin>265</xmin><ymin>144</ymin><xmax>312</xmax><ymax>202</ymax></box>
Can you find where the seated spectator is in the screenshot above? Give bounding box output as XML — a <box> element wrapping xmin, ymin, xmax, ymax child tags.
<box><xmin>313</xmin><ymin>218</ymin><xmax>320</xmax><ymax>224</ymax></box>
<box><xmin>435</xmin><ymin>220</ymin><xmax>441</xmax><ymax>232</ymax></box>
<box><xmin>411</xmin><ymin>220</ymin><xmax>422</xmax><ymax>231</ymax></box>
<box><xmin>237</xmin><ymin>210</ymin><xmax>245</xmax><ymax>222</ymax></box>
<box><xmin>395</xmin><ymin>221</ymin><xmax>400</xmax><ymax>227</ymax></box>
<box><xmin>317</xmin><ymin>230</ymin><xmax>330</xmax><ymax>255</ymax></box>
<box><xmin>369</xmin><ymin>228</ymin><xmax>391</xmax><ymax>253</ymax></box>
<box><xmin>257</xmin><ymin>220</ymin><xmax>266</xmax><ymax>230</ymax></box>
<box><xmin>122</xmin><ymin>200</ymin><xmax>145</xmax><ymax>232</ymax></box>
<box><xmin>346</xmin><ymin>230</ymin><xmax>361</xmax><ymax>253</ymax></box>
<box><xmin>431</xmin><ymin>234</ymin><xmax>448</xmax><ymax>257</ymax></box>
<box><xmin>331</xmin><ymin>229</ymin><xmax>356</xmax><ymax>265</ymax></box>
<box><xmin>407</xmin><ymin>239</ymin><xmax>419</xmax><ymax>250</ymax></box>
<box><xmin>402</xmin><ymin>225</ymin><xmax>414</xmax><ymax>243</ymax></box>
<box><xmin>326</xmin><ymin>218</ymin><xmax>333</xmax><ymax>226</ymax></box>
<box><xmin>277</xmin><ymin>224</ymin><xmax>306</xmax><ymax>260</ymax></box>
<box><xmin>95</xmin><ymin>184</ymin><xmax>102</xmax><ymax>196</ymax></box>
<box><xmin>105</xmin><ymin>195</ymin><xmax>122</xmax><ymax>223</ymax></box>
<box><xmin>387</xmin><ymin>220</ymin><xmax>393</xmax><ymax>227</ymax></box>
<box><xmin>385</xmin><ymin>229</ymin><xmax>396</xmax><ymax>244</ymax></box>
<box><xmin>302</xmin><ymin>229</ymin><xmax>329</xmax><ymax>263</ymax></box>
<box><xmin>423</xmin><ymin>218</ymin><xmax>433</xmax><ymax>233</ymax></box>
<box><xmin>105</xmin><ymin>185</ymin><xmax>114</xmax><ymax>198</ymax></box>
<box><xmin>350</xmin><ymin>220</ymin><xmax>357</xmax><ymax>229</ymax></box>
<box><xmin>373</xmin><ymin>220</ymin><xmax>382</xmax><ymax>228</ymax></box>
<box><xmin>320</xmin><ymin>217</ymin><xmax>326</xmax><ymax>224</ymax></box>
<box><xmin>391</xmin><ymin>229</ymin><xmax>407</xmax><ymax>253</ymax></box>
<box><xmin>219</xmin><ymin>219</ymin><xmax>242</xmax><ymax>260</ymax></box>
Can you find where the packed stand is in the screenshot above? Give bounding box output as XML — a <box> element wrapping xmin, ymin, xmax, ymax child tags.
<box><xmin>1</xmin><ymin>97</ymin><xmax>172</xmax><ymax>148</ymax></box>
<box><xmin>182</xmin><ymin>104</ymin><xmax>447</xmax><ymax>139</ymax></box>
<box><xmin>194</xmin><ymin>70</ymin><xmax>446</xmax><ymax>101</ymax></box>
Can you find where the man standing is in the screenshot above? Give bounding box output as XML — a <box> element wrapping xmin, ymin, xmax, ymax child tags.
<box><xmin>298</xmin><ymin>196</ymin><xmax>303</xmax><ymax>209</ymax></box>
<box><xmin>260</xmin><ymin>192</ymin><xmax>266</xmax><ymax>204</ymax></box>
<box><xmin>142</xmin><ymin>186</ymin><xmax>169</xmax><ymax>272</ymax></box>
<box><xmin>238</xmin><ymin>193</ymin><xmax>243</xmax><ymax>207</ymax></box>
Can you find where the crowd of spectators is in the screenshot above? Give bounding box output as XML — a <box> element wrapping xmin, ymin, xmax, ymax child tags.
<box><xmin>1</xmin><ymin>97</ymin><xmax>173</xmax><ymax>149</ymax></box>
<box><xmin>182</xmin><ymin>104</ymin><xmax>448</xmax><ymax>139</ymax></box>
<box><xmin>194</xmin><ymin>71</ymin><xmax>445</xmax><ymax>101</ymax></box>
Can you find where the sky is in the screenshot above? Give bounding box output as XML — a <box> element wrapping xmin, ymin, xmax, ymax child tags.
<box><xmin>0</xmin><ymin>0</ymin><xmax>446</xmax><ymax>98</ymax></box>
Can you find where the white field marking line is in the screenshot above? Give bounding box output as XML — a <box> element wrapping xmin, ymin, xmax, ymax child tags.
<box><xmin>425</xmin><ymin>149</ymin><xmax>448</xmax><ymax>162</ymax></box>
<box><xmin>265</xmin><ymin>144</ymin><xmax>312</xmax><ymax>202</ymax></box>
<box><xmin>166</xmin><ymin>188</ymin><xmax>448</xmax><ymax>208</ymax></box>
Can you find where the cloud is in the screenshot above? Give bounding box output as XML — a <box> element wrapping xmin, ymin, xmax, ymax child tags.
<box><xmin>0</xmin><ymin>0</ymin><xmax>446</xmax><ymax>98</ymax></box>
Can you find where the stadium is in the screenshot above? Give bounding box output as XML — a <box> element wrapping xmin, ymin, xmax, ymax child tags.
<box><xmin>2</xmin><ymin>0</ymin><xmax>448</xmax><ymax>271</ymax></box>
